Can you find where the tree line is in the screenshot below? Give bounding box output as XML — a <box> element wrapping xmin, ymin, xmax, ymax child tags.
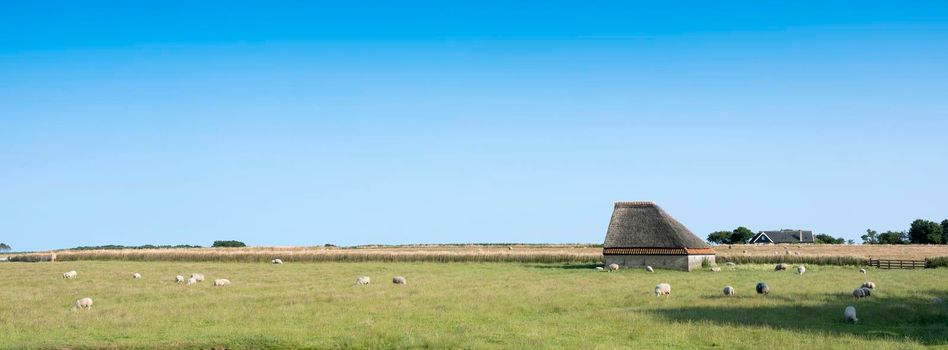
<box><xmin>707</xmin><ymin>218</ymin><xmax>948</xmax><ymax>245</ymax></box>
<box><xmin>862</xmin><ymin>219</ymin><xmax>948</xmax><ymax>244</ymax></box>
<box><xmin>706</xmin><ymin>227</ymin><xmax>848</xmax><ymax>245</ymax></box>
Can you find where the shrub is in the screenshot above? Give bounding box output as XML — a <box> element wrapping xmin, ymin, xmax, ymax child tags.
<box><xmin>717</xmin><ymin>255</ymin><xmax>864</xmax><ymax>266</ymax></box>
<box><xmin>212</xmin><ymin>240</ymin><xmax>247</xmax><ymax>248</ymax></box>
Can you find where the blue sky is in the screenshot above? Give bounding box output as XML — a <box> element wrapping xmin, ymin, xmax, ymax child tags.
<box><xmin>2</xmin><ymin>2</ymin><xmax>947</xmax><ymax>251</ymax></box>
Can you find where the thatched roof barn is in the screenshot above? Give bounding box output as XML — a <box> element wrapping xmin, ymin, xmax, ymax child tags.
<box><xmin>603</xmin><ymin>201</ymin><xmax>715</xmax><ymax>271</ymax></box>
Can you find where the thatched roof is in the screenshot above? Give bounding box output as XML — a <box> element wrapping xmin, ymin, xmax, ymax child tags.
<box><xmin>603</xmin><ymin>201</ymin><xmax>710</xmax><ymax>249</ymax></box>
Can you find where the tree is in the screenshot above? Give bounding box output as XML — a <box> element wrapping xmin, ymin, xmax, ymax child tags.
<box><xmin>846</xmin><ymin>239</ymin><xmax>855</xmax><ymax>245</ymax></box>
<box><xmin>909</xmin><ymin>219</ymin><xmax>943</xmax><ymax>244</ymax></box>
<box><xmin>877</xmin><ymin>231</ymin><xmax>908</xmax><ymax>244</ymax></box>
<box><xmin>0</xmin><ymin>243</ymin><xmax>10</xmax><ymax>251</ymax></box>
<box><xmin>942</xmin><ymin>220</ymin><xmax>948</xmax><ymax>244</ymax></box>
<box><xmin>706</xmin><ymin>231</ymin><xmax>732</xmax><ymax>244</ymax></box>
<box><xmin>212</xmin><ymin>240</ymin><xmax>247</xmax><ymax>248</ymax></box>
<box><xmin>815</xmin><ymin>234</ymin><xmax>844</xmax><ymax>244</ymax></box>
<box><xmin>861</xmin><ymin>229</ymin><xmax>879</xmax><ymax>244</ymax></box>
<box><xmin>730</xmin><ymin>227</ymin><xmax>755</xmax><ymax>244</ymax></box>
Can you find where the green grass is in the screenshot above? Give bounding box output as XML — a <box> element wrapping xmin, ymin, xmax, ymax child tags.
<box><xmin>1</xmin><ymin>262</ymin><xmax>946</xmax><ymax>349</ymax></box>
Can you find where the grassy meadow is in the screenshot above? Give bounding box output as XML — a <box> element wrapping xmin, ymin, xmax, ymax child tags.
<box><xmin>1</xmin><ymin>261</ymin><xmax>946</xmax><ymax>349</ymax></box>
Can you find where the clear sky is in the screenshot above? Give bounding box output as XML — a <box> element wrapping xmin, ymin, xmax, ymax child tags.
<box><xmin>2</xmin><ymin>1</ymin><xmax>947</xmax><ymax>251</ymax></box>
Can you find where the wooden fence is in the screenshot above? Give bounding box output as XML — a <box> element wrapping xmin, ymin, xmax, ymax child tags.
<box><xmin>867</xmin><ymin>258</ymin><xmax>929</xmax><ymax>269</ymax></box>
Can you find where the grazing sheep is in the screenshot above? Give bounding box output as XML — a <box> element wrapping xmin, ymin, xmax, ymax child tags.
<box><xmin>852</xmin><ymin>288</ymin><xmax>869</xmax><ymax>299</ymax></box>
<box><xmin>844</xmin><ymin>305</ymin><xmax>858</xmax><ymax>323</ymax></box>
<box><xmin>861</xmin><ymin>282</ymin><xmax>876</xmax><ymax>290</ymax></box>
<box><xmin>710</xmin><ymin>267</ymin><xmax>721</xmax><ymax>272</ymax></box>
<box><xmin>723</xmin><ymin>286</ymin><xmax>735</xmax><ymax>296</ymax></box>
<box><xmin>794</xmin><ymin>251</ymin><xmax>801</xmax><ymax>255</ymax></box>
<box><xmin>774</xmin><ymin>263</ymin><xmax>788</xmax><ymax>271</ymax></box>
<box><xmin>595</xmin><ymin>267</ymin><xmax>604</xmax><ymax>271</ymax></box>
<box><xmin>132</xmin><ymin>273</ymin><xmax>142</xmax><ymax>279</ymax></box>
<box><xmin>725</xmin><ymin>262</ymin><xmax>736</xmax><ymax>266</ymax></box>
<box><xmin>797</xmin><ymin>265</ymin><xmax>806</xmax><ymax>275</ymax></box>
<box><xmin>74</xmin><ymin>297</ymin><xmax>93</xmax><ymax>310</ymax></box>
<box><xmin>190</xmin><ymin>273</ymin><xmax>205</xmax><ymax>282</ymax></box>
<box><xmin>187</xmin><ymin>277</ymin><xmax>197</xmax><ymax>286</ymax></box>
<box><xmin>356</xmin><ymin>276</ymin><xmax>371</xmax><ymax>285</ymax></box>
<box><xmin>271</xmin><ymin>258</ymin><xmax>283</xmax><ymax>264</ymax></box>
<box><xmin>62</xmin><ymin>270</ymin><xmax>77</xmax><ymax>279</ymax></box>
<box><xmin>931</xmin><ymin>297</ymin><xmax>944</xmax><ymax>304</ymax></box>
<box><xmin>645</xmin><ymin>266</ymin><xmax>654</xmax><ymax>273</ymax></box>
<box><xmin>393</xmin><ymin>276</ymin><xmax>407</xmax><ymax>285</ymax></box>
<box><xmin>608</xmin><ymin>263</ymin><xmax>620</xmax><ymax>272</ymax></box>
<box><xmin>859</xmin><ymin>268</ymin><xmax>866</xmax><ymax>274</ymax></box>
<box><xmin>507</xmin><ymin>246</ymin><xmax>513</xmax><ymax>250</ymax></box>
<box><xmin>175</xmin><ymin>275</ymin><xmax>184</xmax><ymax>283</ymax></box>
<box><xmin>654</xmin><ymin>283</ymin><xmax>671</xmax><ymax>296</ymax></box>
<box><xmin>756</xmin><ymin>282</ymin><xmax>770</xmax><ymax>295</ymax></box>
<box><xmin>213</xmin><ymin>279</ymin><xmax>231</xmax><ymax>287</ymax></box>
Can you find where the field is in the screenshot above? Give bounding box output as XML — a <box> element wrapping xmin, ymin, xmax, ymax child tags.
<box><xmin>6</xmin><ymin>244</ymin><xmax>948</xmax><ymax>264</ymax></box>
<box><xmin>2</xmin><ymin>261</ymin><xmax>946</xmax><ymax>349</ymax></box>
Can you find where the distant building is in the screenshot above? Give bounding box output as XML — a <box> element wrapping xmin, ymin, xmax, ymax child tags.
<box><xmin>603</xmin><ymin>201</ymin><xmax>715</xmax><ymax>271</ymax></box>
<box><xmin>749</xmin><ymin>229</ymin><xmax>814</xmax><ymax>244</ymax></box>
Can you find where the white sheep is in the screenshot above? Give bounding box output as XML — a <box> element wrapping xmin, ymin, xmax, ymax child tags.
<box><xmin>191</xmin><ymin>273</ymin><xmax>205</xmax><ymax>282</ymax></box>
<box><xmin>271</xmin><ymin>258</ymin><xmax>283</xmax><ymax>264</ymax></box>
<box><xmin>859</xmin><ymin>268</ymin><xmax>866</xmax><ymax>274</ymax></box>
<box><xmin>723</xmin><ymin>286</ymin><xmax>735</xmax><ymax>296</ymax></box>
<box><xmin>393</xmin><ymin>276</ymin><xmax>407</xmax><ymax>285</ymax></box>
<box><xmin>175</xmin><ymin>275</ymin><xmax>185</xmax><ymax>283</ymax></box>
<box><xmin>132</xmin><ymin>273</ymin><xmax>142</xmax><ymax>279</ymax></box>
<box><xmin>797</xmin><ymin>265</ymin><xmax>806</xmax><ymax>275</ymax></box>
<box><xmin>187</xmin><ymin>277</ymin><xmax>197</xmax><ymax>286</ymax></box>
<box><xmin>844</xmin><ymin>305</ymin><xmax>858</xmax><ymax>323</ymax></box>
<box><xmin>608</xmin><ymin>263</ymin><xmax>620</xmax><ymax>272</ymax></box>
<box><xmin>74</xmin><ymin>297</ymin><xmax>93</xmax><ymax>310</ymax></box>
<box><xmin>645</xmin><ymin>266</ymin><xmax>654</xmax><ymax>273</ymax></box>
<box><xmin>213</xmin><ymin>279</ymin><xmax>231</xmax><ymax>287</ymax></box>
<box><xmin>595</xmin><ymin>266</ymin><xmax>604</xmax><ymax>271</ymax></box>
<box><xmin>710</xmin><ymin>267</ymin><xmax>721</xmax><ymax>272</ymax></box>
<box><xmin>861</xmin><ymin>282</ymin><xmax>876</xmax><ymax>290</ymax></box>
<box><xmin>654</xmin><ymin>283</ymin><xmax>671</xmax><ymax>296</ymax></box>
<box><xmin>356</xmin><ymin>276</ymin><xmax>370</xmax><ymax>285</ymax></box>
<box><xmin>62</xmin><ymin>270</ymin><xmax>77</xmax><ymax>279</ymax></box>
